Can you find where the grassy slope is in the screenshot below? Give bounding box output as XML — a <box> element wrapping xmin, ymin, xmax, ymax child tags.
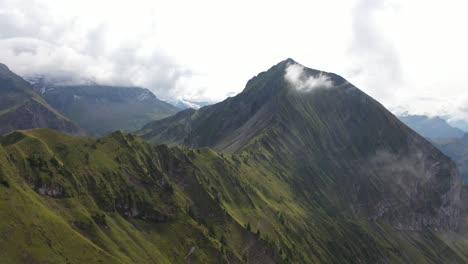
<box><xmin>0</xmin><ymin>129</ymin><xmax>278</xmax><ymax>264</ymax></box>
<box><xmin>188</xmin><ymin>147</ymin><xmax>468</xmax><ymax>263</ymax></box>
<box><xmin>0</xmin><ymin>129</ymin><xmax>466</xmax><ymax>263</ymax></box>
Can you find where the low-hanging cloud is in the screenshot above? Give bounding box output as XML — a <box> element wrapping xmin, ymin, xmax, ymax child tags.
<box><xmin>284</xmin><ymin>63</ymin><xmax>333</xmax><ymax>92</ymax></box>
<box><xmin>0</xmin><ymin>0</ymin><xmax>205</xmax><ymax>102</ymax></box>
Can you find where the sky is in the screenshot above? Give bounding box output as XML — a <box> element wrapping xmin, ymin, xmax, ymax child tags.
<box><xmin>1</xmin><ymin>0</ymin><xmax>468</xmax><ymax>123</ymax></box>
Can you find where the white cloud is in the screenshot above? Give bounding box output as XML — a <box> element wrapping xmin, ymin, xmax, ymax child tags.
<box><xmin>0</xmin><ymin>0</ymin><xmax>355</xmax><ymax>103</ymax></box>
<box><xmin>347</xmin><ymin>0</ymin><xmax>403</xmax><ymax>102</ymax></box>
<box><xmin>0</xmin><ymin>0</ymin><xmax>468</xmax><ymax>122</ymax></box>
<box><xmin>284</xmin><ymin>63</ymin><xmax>333</xmax><ymax>92</ymax></box>
<box><xmin>0</xmin><ymin>0</ymin><xmax>200</xmax><ymax>101</ymax></box>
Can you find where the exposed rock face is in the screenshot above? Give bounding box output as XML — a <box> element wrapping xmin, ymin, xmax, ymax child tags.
<box><xmin>36</xmin><ymin>183</ymin><xmax>66</xmax><ymax>197</ymax></box>
<box><xmin>356</xmin><ymin>146</ymin><xmax>462</xmax><ymax>230</ymax></box>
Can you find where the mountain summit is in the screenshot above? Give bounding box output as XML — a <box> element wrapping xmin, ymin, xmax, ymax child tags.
<box><xmin>140</xmin><ymin>58</ymin><xmax>350</xmax><ymax>151</ymax></box>
<box><xmin>140</xmin><ymin>59</ymin><xmax>462</xmax><ymax>231</ymax></box>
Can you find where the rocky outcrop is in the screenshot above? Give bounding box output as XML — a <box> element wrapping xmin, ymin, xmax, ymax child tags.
<box><xmin>356</xmin><ymin>152</ymin><xmax>462</xmax><ymax>230</ymax></box>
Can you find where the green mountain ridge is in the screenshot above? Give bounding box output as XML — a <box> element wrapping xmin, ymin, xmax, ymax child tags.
<box><xmin>0</xmin><ymin>59</ymin><xmax>467</xmax><ymax>263</ymax></box>
<box><xmin>0</xmin><ymin>128</ymin><xmax>467</xmax><ymax>263</ymax></box>
<box><xmin>0</xmin><ymin>128</ymin><xmax>280</xmax><ymax>263</ymax></box>
<box><xmin>0</xmin><ymin>64</ymin><xmax>84</xmax><ymax>136</ymax></box>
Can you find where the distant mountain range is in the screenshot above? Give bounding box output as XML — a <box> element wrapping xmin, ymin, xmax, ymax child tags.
<box><xmin>0</xmin><ymin>59</ymin><xmax>467</xmax><ymax>263</ymax></box>
<box><xmin>398</xmin><ymin>114</ymin><xmax>465</xmax><ymax>139</ymax></box>
<box><xmin>29</xmin><ymin>83</ymin><xmax>180</xmax><ymax>135</ymax></box>
<box><xmin>24</xmin><ymin>74</ymin><xmax>180</xmax><ymax>135</ymax></box>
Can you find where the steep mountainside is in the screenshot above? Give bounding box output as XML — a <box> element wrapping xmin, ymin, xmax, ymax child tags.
<box><xmin>139</xmin><ymin>59</ymin><xmax>467</xmax><ymax>262</ymax></box>
<box><xmin>27</xmin><ymin>83</ymin><xmax>180</xmax><ymax>135</ymax></box>
<box><xmin>0</xmin><ymin>64</ymin><xmax>84</xmax><ymax>136</ymax></box>
<box><xmin>399</xmin><ymin>114</ymin><xmax>464</xmax><ymax>139</ymax></box>
<box><xmin>141</xmin><ymin>59</ymin><xmax>462</xmax><ymax>227</ymax></box>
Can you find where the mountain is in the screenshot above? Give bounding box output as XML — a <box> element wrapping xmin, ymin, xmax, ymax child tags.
<box><xmin>1</xmin><ymin>59</ymin><xmax>466</xmax><ymax>263</ymax></box>
<box><xmin>398</xmin><ymin>114</ymin><xmax>464</xmax><ymax>139</ymax></box>
<box><xmin>433</xmin><ymin>133</ymin><xmax>468</xmax><ymax>182</ymax></box>
<box><xmin>138</xmin><ymin>59</ymin><xmax>466</xmax><ymax>261</ymax></box>
<box><xmin>0</xmin><ymin>63</ymin><xmax>84</xmax><ymax>136</ymax></box>
<box><xmin>26</xmin><ymin>82</ymin><xmax>180</xmax><ymax>135</ymax></box>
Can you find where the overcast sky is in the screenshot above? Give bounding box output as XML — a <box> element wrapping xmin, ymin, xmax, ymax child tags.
<box><xmin>1</xmin><ymin>0</ymin><xmax>468</xmax><ymax>122</ymax></box>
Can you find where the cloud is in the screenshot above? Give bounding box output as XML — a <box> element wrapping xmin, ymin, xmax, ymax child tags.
<box><xmin>1</xmin><ymin>0</ymin><xmax>468</xmax><ymax>120</ymax></box>
<box><xmin>347</xmin><ymin>0</ymin><xmax>403</xmax><ymax>102</ymax></box>
<box><xmin>284</xmin><ymin>63</ymin><xmax>333</xmax><ymax>92</ymax></box>
<box><xmin>0</xmin><ymin>0</ymin><xmax>203</xmax><ymax>102</ymax></box>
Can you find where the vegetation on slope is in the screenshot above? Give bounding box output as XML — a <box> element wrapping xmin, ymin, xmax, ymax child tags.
<box><xmin>0</xmin><ymin>129</ymin><xmax>279</xmax><ymax>264</ymax></box>
<box><xmin>1</xmin><ymin>128</ymin><xmax>466</xmax><ymax>263</ymax></box>
<box><xmin>140</xmin><ymin>58</ymin><xmax>462</xmax><ymax>229</ymax></box>
<box><xmin>138</xmin><ymin>59</ymin><xmax>468</xmax><ymax>263</ymax></box>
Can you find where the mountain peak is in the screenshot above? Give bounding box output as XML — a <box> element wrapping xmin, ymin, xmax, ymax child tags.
<box><xmin>277</xmin><ymin>57</ymin><xmax>298</xmax><ymax>67</ymax></box>
<box><xmin>141</xmin><ymin>59</ymin><xmax>359</xmax><ymax>152</ymax></box>
<box><xmin>139</xmin><ymin>59</ymin><xmax>462</xmax><ymax>232</ymax></box>
<box><xmin>243</xmin><ymin>58</ymin><xmax>350</xmax><ymax>100</ymax></box>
